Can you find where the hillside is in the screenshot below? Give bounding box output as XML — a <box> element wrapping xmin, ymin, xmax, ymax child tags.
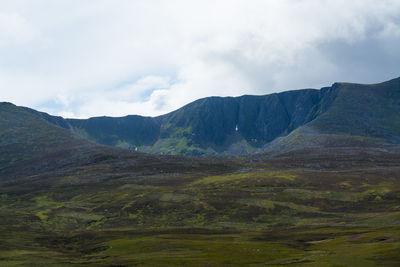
<box><xmin>0</xmin><ymin>102</ymin><xmax>95</xmax><ymax>179</ymax></box>
<box><xmin>0</xmin><ymin>102</ymin><xmax>234</xmax><ymax>184</ymax></box>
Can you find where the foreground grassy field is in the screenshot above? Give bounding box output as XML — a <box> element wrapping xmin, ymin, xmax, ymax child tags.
<box><xmin>1</xmin><ymin>149</ymin><xmax>399</xmax><ymax>266</ymax></box>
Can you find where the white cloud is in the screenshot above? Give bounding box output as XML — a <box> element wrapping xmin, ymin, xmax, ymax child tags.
<box><xmin>0</xmin><ymin>0</ymin><xmax>400</xmax><ymax>118</ymax></box>
<box><xmin>0</xmin><ymin>12</ymin><xmax>41</xmax><ymax>47</ymax></box>
<box><xmin>380</xmin><ymin>22</ymin><xmax>400</xmax><ymax>37</ymax></box>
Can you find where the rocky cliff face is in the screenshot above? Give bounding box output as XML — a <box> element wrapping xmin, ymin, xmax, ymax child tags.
<box><xmin>158</xmin><ymin>89</ymin><xmax>324</xmax><ymax>148</ymax></box>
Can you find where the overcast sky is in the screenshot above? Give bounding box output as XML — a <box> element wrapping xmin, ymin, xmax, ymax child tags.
<box><xmin>1</xmin><ymin>0</ymin><xmax>400</xmax><ymax>118</ymax></box>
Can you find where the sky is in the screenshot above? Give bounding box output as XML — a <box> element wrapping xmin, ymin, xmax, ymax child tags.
<box><xmin>1</xmin><ymin>0</ymin><xmax>400</xmax><ymax>118</ymax></box>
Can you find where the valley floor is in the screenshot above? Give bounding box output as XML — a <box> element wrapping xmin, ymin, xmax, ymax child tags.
<box><xmin>1</xmin><ymin>149</ymin><xmax>400</xmax><ymax>266</ymax></box>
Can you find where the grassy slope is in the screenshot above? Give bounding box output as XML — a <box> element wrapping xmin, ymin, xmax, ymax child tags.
<box><xmin>0</xmin><ymin>102</ymin><xmax>94</xmax><ymax>178</ymax></box>
<box><xmin>309</xmin><ymin>78</ymin><xmax>400</xmax><ymax>140</ymax></box>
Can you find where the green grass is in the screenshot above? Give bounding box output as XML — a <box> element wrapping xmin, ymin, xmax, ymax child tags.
<box><xmin>192</xmin><ymin>171</ymin><xmax>297</xmax><ymax>185</ymax></box>
<box><xmin>1</xmin><ymin>141</ymin><xmax>400</xmax><ymax>265</ymax></box>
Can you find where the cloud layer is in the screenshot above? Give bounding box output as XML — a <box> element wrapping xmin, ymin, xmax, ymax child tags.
<box><xmin>1</xmin><ymin>0</ymin><xmax>400</xmax><ymax>118</ymax></box>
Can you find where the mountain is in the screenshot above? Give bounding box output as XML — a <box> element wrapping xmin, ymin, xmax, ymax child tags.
<box><xmin>61</xmin><ymin>88</ymin><xmax>333</xmax><ymax>155</ymax></box>
<box><xmin>3</xmin><ymin>77</ymin><xmax>400</xmax><ymax>156</ymax></box>
<box><xmin>51</xmin><ymin>89</ymin><xmax>324</xmax><ymax>156</ymax></box>
<box><xmin>47</xmin><ymin>77</ymin><xmax>399</xmax><ymax>156</ymax></box>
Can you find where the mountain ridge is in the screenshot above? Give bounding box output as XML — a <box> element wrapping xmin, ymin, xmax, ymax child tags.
<box><xmin>2</xmin><ymin>77</ymin><xmax>400</xmax><ymax>156</ymax></box>
<box><xmin>64</xmin><ymin>85</ymin><xmax>337</xmax><ymax>155</ymax></box>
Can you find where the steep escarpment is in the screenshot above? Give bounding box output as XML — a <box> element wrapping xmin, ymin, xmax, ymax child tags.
<box><xmin>63</xmin><ymin>86</ymin><xmax>339</xmax><ymax>155</ymax></box>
